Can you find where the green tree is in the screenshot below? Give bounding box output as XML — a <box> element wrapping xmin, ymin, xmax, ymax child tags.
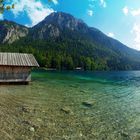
<box><xmin>0</xmin><ymin>0</ymin><xmax>53</xmax><ymax>14</ymax></box>
<box><xmin>84</xmin><ymin>57</ymin><xmax>92</xmax><ymax>70</ymax></box>
<box><xmin>51</xmin><ymin>56</ymin><xmax>61</xmax><ymax>69</ymax></box>
<box><xmin>65</xmin><ymin>56</ymin><xmax>74</xmax><ymax>70</ymax></box>
<box><xmin>35</xmin><ymin>52</ymin><xmax>47</xmax><ymax>67</ymax></box>
<box><xmin>0</xmin><ymin>0</ymin><xmax>14</xmax><ymax>14</ymax></box>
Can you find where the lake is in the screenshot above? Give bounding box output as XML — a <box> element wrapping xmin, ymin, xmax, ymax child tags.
<box><xmin>0</xmin><ymin>69</ymin><xmax>140</xmax><ymax>140</ymax></box>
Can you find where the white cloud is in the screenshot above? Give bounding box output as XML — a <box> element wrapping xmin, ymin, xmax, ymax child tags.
<box><xmin>52</xmin><ymin>0</ymin><xmax>58</xmax><ymax>5</ymax></box>
<box><xmin>87</xmin><ymin>10</ymin><xmax>93</xmax><ymax>16</ymax></box>
<box><xmin>88</xmin><ymin>0</ymin><xmax>95</xmax><ymax>7</ymax></box>
<box><xmin>0</xmin><ymin>14</ymin><xmax>3</xmax><ymax>20</ymax></box>
<box><xmin>108</xmin><ymin>32</ymin><xmax>115</xmax><ymax>38</ymax></box>
<box><xmin>100</xmin><ymin>0</ymin><xmax>106</xmax><ymax>8</ymax></box>
<box><xmin>123</xmin><ymin>6</ymin><xmax>129</xmax><ymax>15</ymax></box>
<box><xmin>88</xmin><ymin>0</ymin><xmax>106</xmax><ymax>8</ymax></box>
<box><xmin>131</xmin><ymin>23</ymin><xmax>140</xmax><ymax>50</ymax></box>
<box><xmin>25</xmin><ymin>24</ymin><xmax>31</xmax><ymax>27</ymax></box>
<box><xmin>89</xmin><ymin>4</ymin><xmax>94</xmax><ymax>8</ymax></box>
<box><xmin>87</xmin><ymin>0</ymin><xmax>106</xmax><ymax>17</ymax></box>
<box><xmin>131</xmin><ymin>9</ymin><xmax>140</xmax><ymax>16</ymax></box>
<box><xmin>88</xmin><ymin>0</ymin><xmax>95</xmax><ymax>16</ymax></box>
<box><xmin>11</xmin><ymin>0</ymin><xmax>54</xmax><ymax>26</ymax></box>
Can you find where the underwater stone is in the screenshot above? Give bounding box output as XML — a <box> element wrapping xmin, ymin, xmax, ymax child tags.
<box><xmin>132</xmin><ymin>134</ymin><xmax>140</xmax><ymax>140</ymax></box>
<box><xmin>22</xmin><ymin>120</ymin><xmax>31</xmax><ymax>125</ymax></box>
<box><xmin>21</xmin><ymin>106</ymin><xmax>31</xmax><ymax>113</ymax></box>
<box><xmin>29</xmin><ymin>127</ymin><xmax>35</xmax><ymax>132</ymax></box>
<box><xmin>82</xmin><ymin>101</ymin><xmax>95</xmax><ymax>107</ymax></box>
<box><xmin>37</xmin><ymin>118</ymin><xmax>42</xmax><ymax>122</ymax></box>
<box><xmin>120</xmin><ymin>131</ymin><xmax>130</xmax><ymax>139</ymax></box>
<box><xmin>61</xmin><ymin>107</ymin><xmax>73</xmax><ymax>114</ymax></box>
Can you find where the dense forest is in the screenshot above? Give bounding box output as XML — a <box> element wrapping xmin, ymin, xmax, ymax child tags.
<box><xmin>0</xmin><ymin>37</ymin><xmax>139</xmax><ymax>71</ymax></box>
<box><xmin>0</xmin><ymin>39</ymin><xmax>108</xmax><ymax>70</ymax></box>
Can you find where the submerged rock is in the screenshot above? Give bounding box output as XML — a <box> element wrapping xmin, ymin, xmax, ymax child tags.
<box><xmin>29</xmin><ymin>127</ymin><xmax>35</xmax><ymax>132</ymax></box>
<box><xmin>61</xmin><ymin>107</ymin><xmax>73</xmax><ymax>114</ymax></box>
<box><xmin>120</xmin><ymin>131</ymin><xmax>130</xmax><ymax>139</ymax></box>
<box><xmin>79</xmin><ymin>132</ymin><xmax>83</xmax><ymax>137</ymax></box>
<box><xmin>21</xmin><ymin>106</ymin><xmax>31</xmax><ymax>113</ymax></box>
<box><xmin>133</xmin><ymin>134</ymin><xmax>140</xmax><ymax>140</ymax></box>
<box><xmin>80</xmin><ymin>90</ymin><xmax>87</xmax><ymax>93</ymax></box>
<box><xmin>22</xmin><ymin>120</ymin><xmax>32</xmax><ymax>125</ymax></box>
<box><xmin>37</xmin><ymin>118</ymin><xmax>42</xmax><ymax>122</ymax></box>
<box><xmin>69</xmin><ymin>85</ymin><xmax>78</xmax><ymax>88</ymax></box>
<box><xmin>82</xmin><ymin>101</ymin><xmax>95</xmax><ymax>107</ymax></box>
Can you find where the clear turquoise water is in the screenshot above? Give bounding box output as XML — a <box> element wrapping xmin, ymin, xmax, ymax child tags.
<box><xmin>0</xmin><ymin>70</ymin><xmax>140</xmax><ymax>139</ymax></box>
<box><xmin>32</xmin><ymin>70</ymin><xmax>140</xmax><ymax>139</ymax></box>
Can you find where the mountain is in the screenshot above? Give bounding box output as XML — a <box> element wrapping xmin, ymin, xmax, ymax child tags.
<box><xmin>0</xmin><ymin>20</ymin><xmax>28</xmax><ymax>44</ymax></box>
<box><xmin>0</xmin><ymin>12</ymin><xmax>140</xmax><ymax>70</ymax></box>
<box><xmin>30</xmin><ymin>12</ymin><xmax>89</xmax><ymax>39</ymax></box>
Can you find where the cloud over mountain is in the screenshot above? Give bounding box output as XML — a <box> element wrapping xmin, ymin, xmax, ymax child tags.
<box><xmin>11</xmin><ymin>0</ymin><xmax>54</xmax><ymax>26</ymax></box>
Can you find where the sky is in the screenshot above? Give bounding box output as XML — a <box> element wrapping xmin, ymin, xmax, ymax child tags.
<box><xmin>1</xmin><ymin>0</ymin><xmax>140</xmax><ymax>50</ymax></box>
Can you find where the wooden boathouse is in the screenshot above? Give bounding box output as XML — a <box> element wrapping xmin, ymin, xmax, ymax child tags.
<box><xmin>0</xmin><ymin>53</ymin><xmax>39</xmax><ymax>83</ymax></box>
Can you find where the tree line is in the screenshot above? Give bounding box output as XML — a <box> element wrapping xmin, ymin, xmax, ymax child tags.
<box><xmin>0</xmin><ymin>34</ymin><xmax>139</xmax><ymax>71</ymax></box>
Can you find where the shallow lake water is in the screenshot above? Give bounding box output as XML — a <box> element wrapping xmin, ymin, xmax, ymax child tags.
<box><xmin>0</xmin><ymin>69</ymin><xmax>140</xmax><ymax>140</ymax></box>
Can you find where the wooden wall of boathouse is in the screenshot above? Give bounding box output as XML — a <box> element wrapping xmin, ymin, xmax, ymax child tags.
<box><xmin>0</xmin><ymin>66</ymin><xmax>31</xmax><ymax>82</ymax></box>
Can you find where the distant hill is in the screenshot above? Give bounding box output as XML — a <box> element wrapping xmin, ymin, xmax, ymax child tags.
<box><xmin>0</xmin><ymin>12</ymin><xmax>140</xmax><ymax>70</ymax></box>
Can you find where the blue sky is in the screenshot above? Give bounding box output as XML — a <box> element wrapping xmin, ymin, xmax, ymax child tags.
<box><xmin>1</xmin><ymin>0</ymin><xmax>140</xmax><ymax>50</ymax></box>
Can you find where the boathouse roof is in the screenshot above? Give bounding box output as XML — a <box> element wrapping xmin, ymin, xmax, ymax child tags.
<box><xmin>0</xmin><ymin>53</ymin><xmax>39</xmax><ymax>67</ymax></box>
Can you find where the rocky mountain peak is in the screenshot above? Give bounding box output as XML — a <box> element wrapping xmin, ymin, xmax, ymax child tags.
<box><xmin>0</xmin><ymin>20</ymin><xmax>28</xmax><ymax>44</ymax></box>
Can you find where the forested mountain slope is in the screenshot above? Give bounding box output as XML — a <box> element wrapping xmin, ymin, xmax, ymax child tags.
<box><xmin>0</xmin><ymin>12</ymin><xmax>140</xmax><ymax>70</ymax></box>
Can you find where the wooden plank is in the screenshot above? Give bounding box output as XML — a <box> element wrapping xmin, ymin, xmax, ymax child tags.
<box><xmin>0</xmin><ymin>66</ymin><xmax>31</xmax><ymax>82</ymax></box>
<box><xmin>0</xmin><ymin>53</ymin><xmax>39</xmax><ymax>67</ymax></box>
